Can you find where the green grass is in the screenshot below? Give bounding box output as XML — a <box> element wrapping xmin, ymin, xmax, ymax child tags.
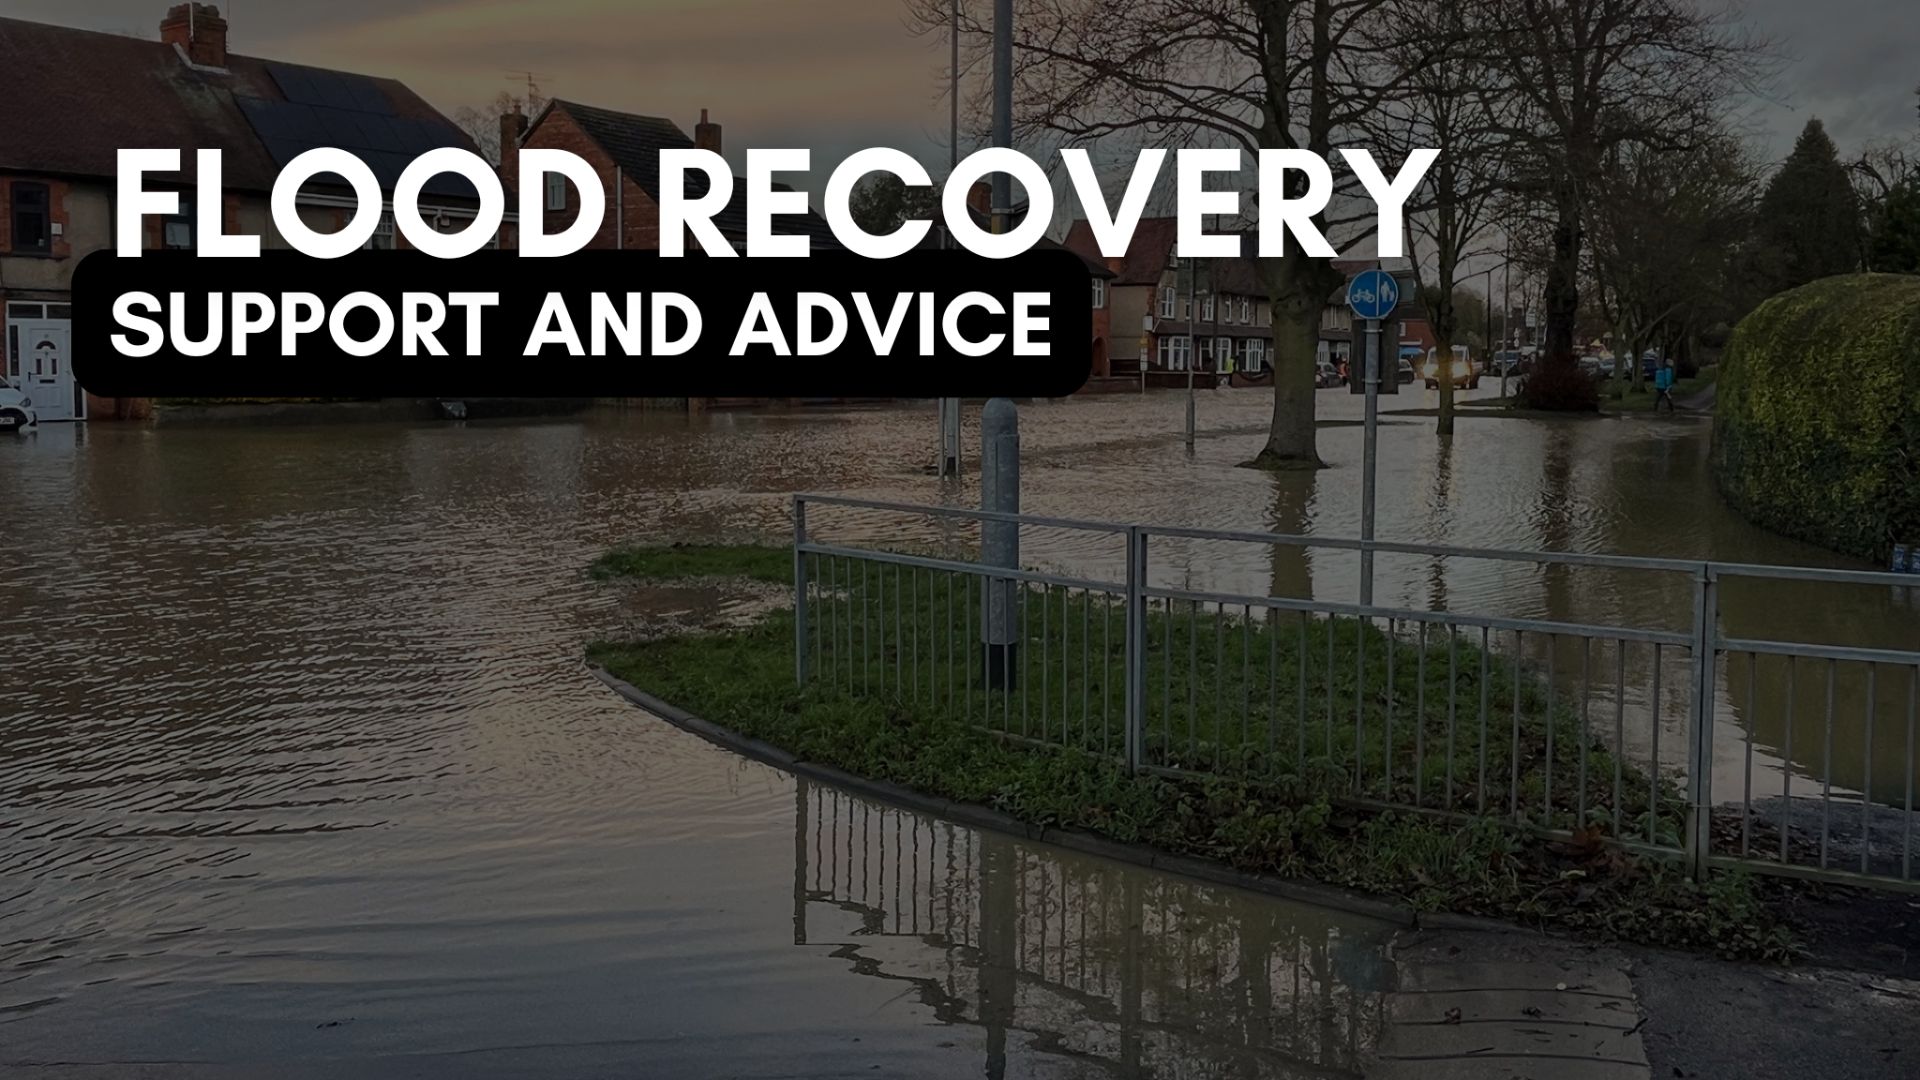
<box><xmin>1605</xmin><ymin>369</ymin><xmax>1719</xmax><ymax>413</ymax></box>
<box><xmin>589</xmin><ymin>543</ymin><xmax>792</xmax><ymax>585</ymax></box>
<box><xmin>589</xmin><ymin>544</ymin><xmax>1800</xmax><ymax>961</ymax></box>
<box><xmin>1464</xmin><ymin>368</ymin><xmax>1718</xmax><ymax>412</ymax></box>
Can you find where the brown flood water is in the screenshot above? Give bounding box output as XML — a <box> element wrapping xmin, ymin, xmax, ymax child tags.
<box><xmin>0</xmin><ymin>388</ymin><xmax>1911</xmax><ymax>1075</ymax></box>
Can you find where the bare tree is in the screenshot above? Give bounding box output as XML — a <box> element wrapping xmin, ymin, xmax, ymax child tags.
<box><xmin>454</xmin><ymin>90</ymin><xmax>550</xmax><ymax>167</ymax></box>
<box><xmin>1484</xmin><ymin>0</ymin><xmax>1770</xmax><ymax>377</ymax></box>
<box><xmin>1585</xmin><ymin>131</ymin><xmax>1757</xmax><ymax>393</ymax></box>
<box><xmin>909</xmin><ymin>0</ymin><xmax>1431</xmax><ymax>469</ymax></box>
<box><xmin>1374</xmin><ymin>1</ymin><xmax>1518</xmax><ymax>435</ymax></box>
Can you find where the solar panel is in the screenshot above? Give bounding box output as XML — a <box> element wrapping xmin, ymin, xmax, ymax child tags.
<box><xmin>236</xmin><ymin>97</ymin><xmax>480</xmax><ymax>201</ymax></box>
<box><xmin>267</xmin><ymin>62</ymin><xmax>397</xmax><ymax>117</ymax></box>
<box><xmin>347</xmin><ymin>77</ymin><xmax>393</xmax><ymax>116</ymax></box>
<box><xmin>268</xmin><ymin>63</ymin><xmax>316</xmax><ymax>106</ymax></box>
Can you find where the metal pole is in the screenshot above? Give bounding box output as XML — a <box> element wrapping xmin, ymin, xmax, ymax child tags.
<box><xmin>938</xmin><ymin>398</ymin><xmax>961</xmax><ymax>477</ymax></box>
<box><xmin>1184</xmin><ymin>254</ymin><xmax>1196</xmax><ymax>448</ymax></box>
<box><xmin>1501</xmin><ymin>237</ymin><xmax>1512</xmax><ymax>399</ymax></box>
<box><xmin>1686</xmin><ymin>566</ymin><xmax>1718</xmax><ymax>880</ymax></box>
<box><xmin>793</xmin><ymin>495</ymin><xmax>809</xmax><ymax>685</ymax></box>
<box><xmin>1124</xmin><ymin>526</ymin><xmax>1147</xmax><ymax>772</ymax></box>
<box><xmin>1484</xmin><ymin>268</ymin><xmax>1493</xmax><ymax>377</ymax></box>
<box><xmin>950</xmin><ymin>0</ymin><xmax>960</xmax><ymax>172</ymax></box>
<box><xmin>981</xmin><ymin>398</ymin><xmax>1020</xmax><ymax>689</ymax></box>
<box><xmin>991</xmin><ymin>0</ymin><xmax>1012</xmax><ymax>233</ymax></box>
<box><xmin>1360</xmin><ymin>318</ymin><xmax>1380</xmax><ymax>606</ymax></box>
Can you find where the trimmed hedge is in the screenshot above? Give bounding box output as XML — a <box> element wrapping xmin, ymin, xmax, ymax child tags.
<box><xmin>1712</xmin><ymin>274</ymin><xmax>1920</xmax><ymax>562</ymax></box>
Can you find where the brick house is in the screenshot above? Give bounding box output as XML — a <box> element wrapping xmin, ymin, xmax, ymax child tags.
<box><xmin>946</xmin><ymin>187</ymin><xmax>1116</xmax><ymax>383</ymax></box>
<box><xmin>1063</xmin><ymin>218</ymin><xmax>1431</xmax><ymax>388</ymax></box>
<box><xmin>0</xmin><ymin>4</ymin><xmax>507</xmax><ymax>421</ymax></box>
<box><xmin>503</xmin><ymin>99</ymin><xmax>836</xmax><ymax>253</ymax></box>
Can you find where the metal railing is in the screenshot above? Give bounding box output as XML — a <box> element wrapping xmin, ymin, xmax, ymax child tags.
<box><xmin>792</xmin><ymin>779</ymin><xmax>1386</xmax><ymax>1076</ymax></box>
<box><xmin>791</xmin><ymin>494</ymin><xmax>1920</xmax><ymax>891</ymax></box>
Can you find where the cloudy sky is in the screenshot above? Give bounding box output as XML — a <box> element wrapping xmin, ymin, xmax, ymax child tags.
<box><xmin>11</xmin><ymin>0</ymin><xmax>1915</xmax><ymax>172</ymax></box>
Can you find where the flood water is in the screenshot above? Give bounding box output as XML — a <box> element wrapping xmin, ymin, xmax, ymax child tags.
<box><xmin>0</xmin><ymin>388</ymin><xmax>1912</xmax><ymax>1074</ymax></box>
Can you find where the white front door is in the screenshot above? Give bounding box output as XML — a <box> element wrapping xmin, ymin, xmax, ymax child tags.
<box><xmin>16</xmin><ymin>321</ymin><xmax>75</xmax><ymax>421</ymax></box>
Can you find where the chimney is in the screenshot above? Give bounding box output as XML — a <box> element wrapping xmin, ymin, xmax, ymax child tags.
<box><xmin>694</xmin><ymin>109</ymin><xmax>722</xmax><ymax>154</ymax></box>
<box><xmin>160</xmin><ymin>3</ymin><xmax>229</xmax><ymax>68</ymax></box>
<box><xmin>967</xmin><ymin>181</ymin><xmax>991</xmax><ymax>219</ymax></box>
<box><xmin>499</xmin><ymin>109</ymin><xmax>528</xmax><ymax>158</ymax></box>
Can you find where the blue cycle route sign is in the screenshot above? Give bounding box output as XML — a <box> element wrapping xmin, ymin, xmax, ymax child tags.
<box><xmin>1347</xmin><ymin>269</ymin><xmax>1400</xmax><ymax>321</ymax></box>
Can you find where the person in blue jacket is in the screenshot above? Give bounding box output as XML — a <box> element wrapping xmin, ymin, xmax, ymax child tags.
<box><xmin>1654</xmin><ymin>358</ymin><xmax>1676</xmax><ymax>412</ymax></box>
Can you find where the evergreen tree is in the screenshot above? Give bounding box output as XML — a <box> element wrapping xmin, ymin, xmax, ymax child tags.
<box><xmin>1870</xmin><ymin>176</ymin><xmax>1920</xmax><ymax>275</ymax></box>
<box><xmin>847</xmin><ymin>174</ymin><xmax>939</xmax><ymax>240</ymax></box>
<box><xmin>1751</xmin><ymin>119</ymin><xmax>1863</xmax><ymax>294</ymax></box>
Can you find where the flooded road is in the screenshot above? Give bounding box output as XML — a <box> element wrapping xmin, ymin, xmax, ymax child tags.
<box><xmin>0</xmin><ymin>389</ymin><xmax>1909</xmax><ymax>1074</ymax></box>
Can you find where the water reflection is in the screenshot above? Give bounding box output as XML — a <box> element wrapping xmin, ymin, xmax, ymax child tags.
<box><xmin>1</xmin><ymin>394</ymin><xmax>1914</xmax><ymax>1065</ymax></box>
<box><xmin>795</xmin><ymin>781</ymin><xmax>1389</xmax><ymax>1079</ymax></box>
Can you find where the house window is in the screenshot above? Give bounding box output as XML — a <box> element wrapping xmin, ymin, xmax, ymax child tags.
<box><xmin>1245</xmin><ymin>339</ymin><xmax>1267</xmax><ymax>373</ymax></box>
<box><xmin>1240</xmin><ymin>298</ymin><xmax>1252</xmax><ymax>323</ymax></box>
<box><xmin>10</xmin><ymin>182</ymin><xmax>51</xmax><ymax>254</ymax></box>
<box><xmin>1216</xmin><ymin>336</ymin><xmax>1231</xmax><ymax>364</ymax></box>
<box><xmin>546</xmin><ymin>172</ymin><xmax>568</xmax><ymax>212</ymax></box>
<box><xmin>1155</xmin><ymin>335</ymin><xmax>1192</xmax><ymax>370</ymax></box>
<box><xmin>1202</xmin><ymin>296</ymin><xmax>1215</xmax><ymax>321</ymax></box>
<box><xmin>1159</xmin><ymin>288</ymin><xmax>1176</xmax><ymax>318</ymax></box>
<box><xmin>163</xmin><ymin>202</ymin><xmax>195</xmax><ymax>250</ymax></box>
<box><xmin>364</xmin><ymin>213</ymin><xmax>396</xmax><ymax>250</ymax></box>
<box><xmin>1092</xmin><ymin>278</ymin><xmax>1105</xmax><ymax>308</ymax></box>
<box><xmin>1183</xmin><ymin>297</ymin><xmax>1192</xmax><ymax>319</ymax></box>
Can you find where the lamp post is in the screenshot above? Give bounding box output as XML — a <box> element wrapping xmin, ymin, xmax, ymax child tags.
<box><xmin>1141</xmin><ymin>314</ymin><xmax>1155</xmax><ymax>388</ymax></box>
<box><xmin>1184</xmin><ymin>252</ymin><xmax>1196</xmax><ymax>449</ymax></box>
<box><xmin>1478</xmin><ymin>256</ymin><xmax>1514</xmax><ymax>397</ymax></box>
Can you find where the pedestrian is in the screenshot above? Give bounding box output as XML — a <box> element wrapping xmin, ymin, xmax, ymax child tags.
<box><xmin>1654</xmin><ymin>359</ymin><xmax>1676</xmax><ymax>413</ymax></box>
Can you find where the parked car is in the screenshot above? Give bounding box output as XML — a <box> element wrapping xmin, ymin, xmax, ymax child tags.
<box><xmin>1489</xmin><ymin>350</ymin><xmax>1528</xmax><ymax>377</ymax></box>
<box><xmin>1422</xmin><ymin>346</ymin><xmax>1480</xmax><ymax>390</ymax></box>
<box><xmin>1578</xmin><ymin>356</ymin><xmax>1613</xmax><ymax>382</ymax></box>
<box><xmin>0</xmin><ymin>376</ymin><xmax>38</xmax><ymax>434</ymax></box>
<box><xmin>1640</xmin><ymin>350</ymin><xmax>1662</xmax><ymax>380</ymax></box>
<box><xmin>1315</xmin><ymin>359</ymin><xmax>1342</xmax><ymax>388</ymax></box>
<box><xmin>1397</xmin><ymin>356</ymin><xmax>1417</xmax><ymax>384</ymax></box>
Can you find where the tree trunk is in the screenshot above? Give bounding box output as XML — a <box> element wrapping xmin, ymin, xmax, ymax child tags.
<box><xmin>1610</xmin><ymin>324</ymin><xmax>1631</xmax><ymax>399</ymax></box>
<box><xmin>1543</xmin><ymin>202</ymin><xmax>1582</xmax><ymax>367</ymax></box>
<box><xmin>1248</xmin><ymin>258</ymin><xmax>1336</xmax><ymax>470</ymax></box>
<box><xmin>1432</xmin><ymin>281</ymin><xmax>1456</xmax><ymax>435</ymax></box>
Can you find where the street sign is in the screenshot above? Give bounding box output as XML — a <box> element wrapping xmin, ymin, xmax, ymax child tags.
<box><xmin>1346</xmin><ymin>269</ymin><xmax>1400</xmax><ymax>321</ymax></box>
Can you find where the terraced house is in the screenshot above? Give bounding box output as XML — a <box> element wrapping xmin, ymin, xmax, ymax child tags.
<box><xmin>1064</xmin><ymin>217</ymin><xmax>1434</xmax><ymax>389</ymax></box>
<box><xmin>0</xmin><ymin>4</ymin><xmax>508</xmax><ymax>422</ymax></box>
<box><xmin>503</xmin><ymin>99</ymin><xmax>838</xmax><ymax>254</ymax></box>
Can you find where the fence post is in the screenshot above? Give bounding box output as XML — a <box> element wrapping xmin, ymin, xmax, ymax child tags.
<box><xmin>1685</xmin><ymin>564</ymin><xmax>1718</xmax><ymax>880</ymax></box>
<box><xmin>793</xmin><ymin>495</ymin><xmax>809</xmax><ymax>688</ymax></box>
<box><xmin>981</xmin><ymin>398</ymin><xmax>1020</xmax><ymax>689</ymax></box>
<box><xmin>1125</xmin><ymin>526</ymin><xmax>1148</xmax><ymax>773</ymax></box>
